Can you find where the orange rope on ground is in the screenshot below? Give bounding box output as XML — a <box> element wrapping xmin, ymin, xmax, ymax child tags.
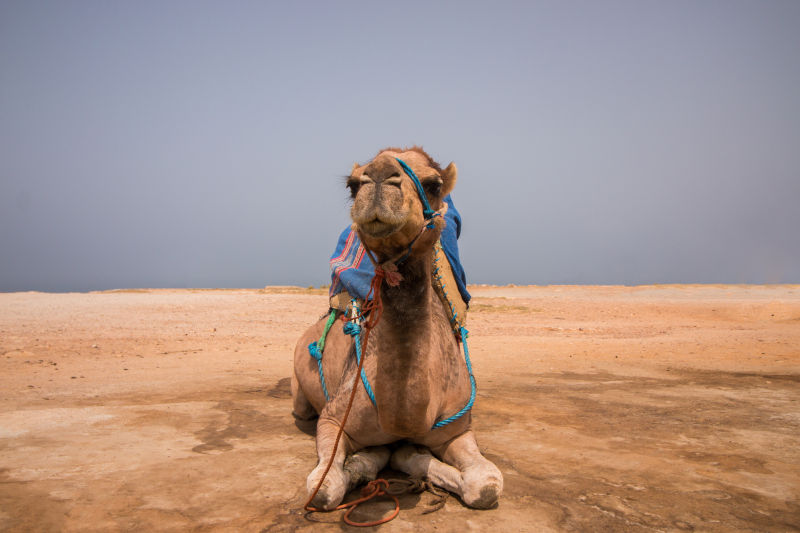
<box><xmin>342</xmin><ymin>479</ymin><xmax>400</xmax><ymax>527</ymax></box>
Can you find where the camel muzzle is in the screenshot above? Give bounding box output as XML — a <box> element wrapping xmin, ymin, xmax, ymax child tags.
<box><xmin>358</xmin><ymin>217</ymin><xmax>403</xmax><ymax>239</ymax></box>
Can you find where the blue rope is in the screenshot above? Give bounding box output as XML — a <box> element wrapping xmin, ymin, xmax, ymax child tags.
<box><xmin>396</xmin><ymin>157</ymin><xmax>436</xmax><ymax>220</ymax></box>
<box><xmin>308</xmin><ymin>341</ymin><xmax>330</xmax><ymax>402</ymax></box>
<box><xmin>432</xmin><ymin>327</ymin><xmax>476</xmax><ymax>429</ymax></box>
<box><xmin>307</xmin><ymin>310</ymin><xmax>338</xmax><ymax>403</ymax></box>
<box><xmin>332</xmin><ymin>264</ymin><xmax>473</xmax><ymax>429</ymax></box>
<box><xmin>338</xmin><ymin>320</ymin><xmax>474</xmax><ymax>427</ymax></box>
<box><xmin>343</xmin><ymin>322</ymin><xmax>377</xmax><ymax>406</ymax></box>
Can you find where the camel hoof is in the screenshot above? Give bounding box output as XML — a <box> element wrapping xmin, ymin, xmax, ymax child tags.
<box><xmin>306</xmin><ymin>465</ymin><xmax>347</xmax><ymax>511</ymax></box>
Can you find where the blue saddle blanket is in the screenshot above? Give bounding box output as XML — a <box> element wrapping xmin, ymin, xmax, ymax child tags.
<box><xmin>329</xmin><ymin>195</ymin><xmax>471</xmax><ymax>304</ymax></box>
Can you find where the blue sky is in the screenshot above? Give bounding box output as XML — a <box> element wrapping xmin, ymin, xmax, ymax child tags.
<box><xmin>1</xmin><ymin>1</ymin><xmax>798</xmax><ymax>291</ymax></box>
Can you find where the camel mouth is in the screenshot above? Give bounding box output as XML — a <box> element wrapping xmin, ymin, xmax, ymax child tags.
<box><xmin>359</xmin><ymin>218</ymin><xmax>402</xmax><ymax>239</ymax></box>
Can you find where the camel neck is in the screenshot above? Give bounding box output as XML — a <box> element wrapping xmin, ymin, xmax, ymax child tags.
<box><xmin>381</xmin><ymin>256</ymin><xmax>432</xmax><ymax>326</ymax></box>
<box><xmin>373</xmin><ymin>254</ymin><xmax>437</xmax><ymax>437</ymax></box>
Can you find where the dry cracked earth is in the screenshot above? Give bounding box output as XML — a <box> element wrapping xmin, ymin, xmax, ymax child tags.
<box><xmin>1</xmin><ymin>285</ymin><xmax>799</xmax><ymax>532</ymax></box>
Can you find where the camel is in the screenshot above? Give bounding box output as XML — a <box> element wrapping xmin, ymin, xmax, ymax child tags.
<box><xmin>292</xmin><ymin>147</ymin><xmax>503</xmax><ymax>511</ymax></box>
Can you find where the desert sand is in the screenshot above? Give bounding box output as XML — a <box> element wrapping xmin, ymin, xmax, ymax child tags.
<box><xmin>1</xmin><ymin>285</ymin><xmax>798</xmax><ymax>532</ymax></box>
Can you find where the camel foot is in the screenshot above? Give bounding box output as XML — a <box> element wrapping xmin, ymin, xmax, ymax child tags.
<box><xmin>425</xmin><ymin>430</ymin><xmax>504</xmax><ymax>509</ymax></box>
<box><xmin>344</xmin><ymin>446</ymin><xmax>390</xmax><ymax>490</ymax></box>
<box><xmin>390</xmin><ymin>444</ymin><xmax>463</xmax><ymax>495</ymax></box>
<box><xmin>306</xmin><ymin>463</ymin><xmax>347</xmax><ymax>510</ymax></box>
<box><xmin>451</xmin><ymin>454</ymin><xmax>503</xmax><ymax>509</ymax></box>
<box><xmin>391</xmin><ymin>443</ymin><xmax>501</xmax><ymax>508</ymax></box>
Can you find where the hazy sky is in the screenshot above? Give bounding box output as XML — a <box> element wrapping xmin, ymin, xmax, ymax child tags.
<box><xmin>1</xmin><ymin>1</ymin><xmax>798</xmax><ymax>291</ymax></box>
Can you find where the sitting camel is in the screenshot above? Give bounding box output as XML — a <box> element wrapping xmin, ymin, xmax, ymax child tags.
<box><xmin>292</xmin><ymin>147</ymin><xmax>503</xmax><ymax>511</ymax></box>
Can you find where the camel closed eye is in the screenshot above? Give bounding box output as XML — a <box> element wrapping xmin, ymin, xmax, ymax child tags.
<box><xmin>346</xmin><ymin>176</ymin><xmax>366</xmax><ymax>198</ymax></box>
<box><xmin>384</xmin><ymin>176</ymin><xmax>402</xmax><ymax>188</ymax></box>
<box><xmin>347</xmin><ymin>174</ymin><xmax>402</xmax><ymax>199</ymax></box>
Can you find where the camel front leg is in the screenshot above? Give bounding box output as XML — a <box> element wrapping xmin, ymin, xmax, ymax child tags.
<box><xmin>393</xmin><ymin>431</ymin><xmax>503</xmax><ymax>509</ymax></box>
<box><xmin>306</xmin><ymin>417</ymin><xmax>350</xmax><ymax>510</ymax></box>
<box><xmin>306</xmin><ymin>418</ymin><xmax>391</xmax><ymax>510</ymax></box>
<box><xmin>432</xmin><ymin>429</ymin><xmax>503</xmax><ymax>509</ymax></box>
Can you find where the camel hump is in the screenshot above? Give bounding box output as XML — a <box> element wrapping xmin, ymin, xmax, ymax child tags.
<box><xmin>329</xmin><ymin>239</ymin><xmax>467</xmax><ymax>336</ymax></box>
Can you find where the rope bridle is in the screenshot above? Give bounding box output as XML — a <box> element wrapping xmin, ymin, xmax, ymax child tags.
<box><xmin>356</xmin><ymin>157</ymin><xmax>445</xmax><ymax>287</ymax></box>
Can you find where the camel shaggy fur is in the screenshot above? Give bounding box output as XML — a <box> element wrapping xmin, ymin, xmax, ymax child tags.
<box><xmin>292</xmin><ymin>147</ymin><xmax>503</xmax><ymax>510</ymax></box>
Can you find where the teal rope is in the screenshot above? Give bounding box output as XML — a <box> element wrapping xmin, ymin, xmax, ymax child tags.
<box><xmin>338</xmin><ymin>320</ymin><xmax>474</xmax><ymax>426</ymax></box>
<box><xmin>432</xmin><ymin>327</ymin><xmax>476</xmax><ymax>429</ymax></box>
<box><xmin>337</xmin><ymin>318</ymin><xmax>474</xmax><ymax>426</ymax></box>
<box><xmin>322</xmin><ymin>260</ymin><xmax>473</xmax><ymax>428</ymax></box>
<box><xmin>343</xmin><ymin>322</ymin><xmax>377</xmax><ymax>406</ymax></box>
<box><xmin>308</xmin><ymin>310</ymin><xmax>337</xmax><ymax>402</ymax></box>
<box><xmin>396</xmin><ymin>157</ymin><xmax>436</xmax><ymax>220</ymax></box>
<box><xmin>308</xmin><ymin>341</ymin><xmax>329</xmax><ymax>402</ymax></box>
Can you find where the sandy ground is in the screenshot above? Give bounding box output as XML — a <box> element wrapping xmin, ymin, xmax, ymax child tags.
<box><xmin>0</xmin><ymin>285</ymin><xmax>799</xmax><ymax>532</ymax></box>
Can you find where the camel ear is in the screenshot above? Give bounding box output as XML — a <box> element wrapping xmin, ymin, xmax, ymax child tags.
<box><xmin>441</xmin><ymin>162</ymin><xmax>457</xmax><ymax>197</ymax></box>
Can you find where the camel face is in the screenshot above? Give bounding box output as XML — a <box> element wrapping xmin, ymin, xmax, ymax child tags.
<box><xmin>347</xmin><ymin>148</ymin><xmax>457</xmax><ymax>258</ymax></box>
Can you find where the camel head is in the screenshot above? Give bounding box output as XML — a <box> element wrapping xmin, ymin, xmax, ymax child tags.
<box><xmin>346</xmin><ymin>147</ymin><xmax>457</xmax><ymax>262</ymax></box>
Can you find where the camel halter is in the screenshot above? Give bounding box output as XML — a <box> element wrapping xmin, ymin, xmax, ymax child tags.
<box><xmin>395</xmin><ymin>157</ymin><xmax>436</xmax><ymax>221</ymax></box>
<box><xmin>354</xmin><ymin>157</ymin><xmax>446</xmax><ymax>286</ymax></box>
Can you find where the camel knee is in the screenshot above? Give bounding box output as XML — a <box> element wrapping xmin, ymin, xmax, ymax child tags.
<box><xmin>292</xmin><ymin>376</ymin><xmax>318</xmax><ymax>421</ymax></box>
<box><xmin>460</xmin><ymin>461</ymin><xmax>503</xmax><ymax>509</ymax></box>
<box><xmin>306</xmin><ymin>462</ymin><xmax>347</xmax><ymax>511</ymax></box>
